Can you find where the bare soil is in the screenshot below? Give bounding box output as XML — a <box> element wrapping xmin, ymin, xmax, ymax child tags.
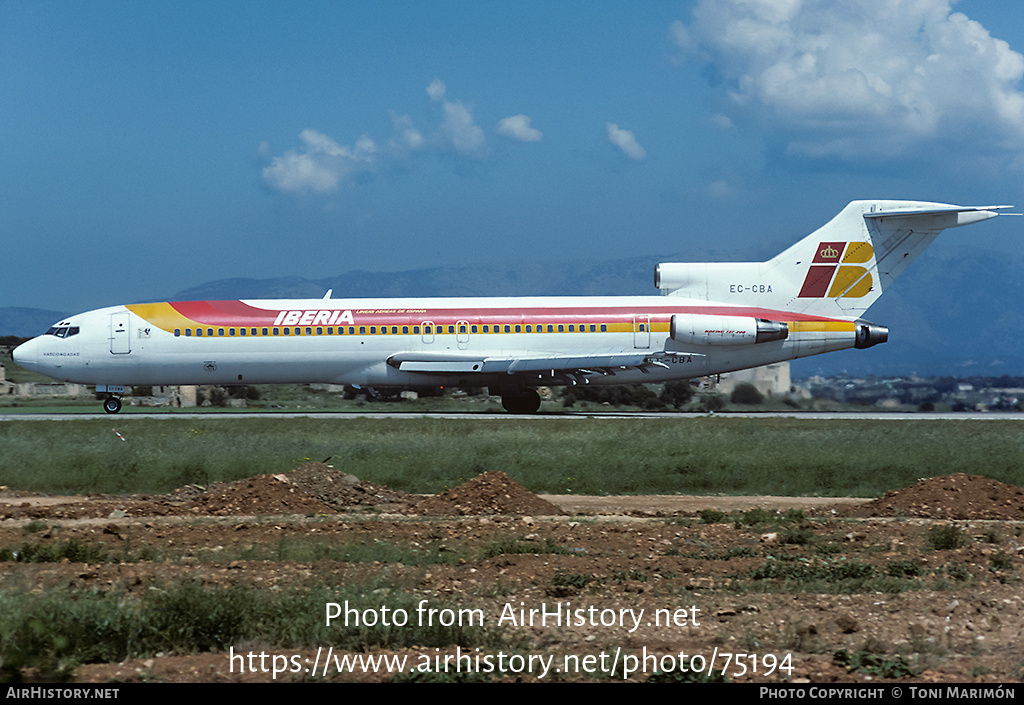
<box><xmin>1</xmin><ymin>468</ymin><xmax>1022</xmax><ymax>684</ymax></box>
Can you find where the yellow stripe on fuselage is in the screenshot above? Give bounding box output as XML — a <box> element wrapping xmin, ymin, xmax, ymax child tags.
<box><xmin>788</xmin><ymin>320</ymin><xmax>856</xmax><ymax>333</ymax></box>
<box><xmin>126</xmin><ymin>303</ymin><xmax>192</xmax><ymax>332</ymax></box>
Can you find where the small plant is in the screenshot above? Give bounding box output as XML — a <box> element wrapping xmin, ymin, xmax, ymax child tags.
<box><xmin>780</xmin><ymin>526</ymin><xmax>816</xmax><ymax>545</ymax></box>
<box><xmin>550</xmin><ymin>572</ymin><xmax>598</xmax><ymax>590</ymax></box>
<box><xmin>942</xmin><ymin>562</ymin><xmax>972</xmax><ymax>582</ymax></box>
<box><xmin>611</xmin><ymin>568</ymin><xmax>647</xmax><ymax>583</ymax></box>
<box><xmin>833</xmin><ymin>649</ymin><xmax>916</xmax><ymax>678</ymax></box>
<box><xmin>737</xmin><ymin>507</ymin><xmax>778</xmax><ymax>527</ymax></box>
<box><xmin>646</xmin><ymin>664</ymin><xmax>728</xmax><ymax>683</ymax></box>
<box><xmin>699</xmin><ymin>509</ymin><xmax>726</xmax><ymax>524</ymax></box>
<box><xmin>886</xmin><ymin>559</ymin><xmax>923</xmax><ymax>577</ymax></box>
<box><xmin>927</xmin><ymin>524</ymin><xmax>967</xmax><ymax>550</ymax></box>
<box><xmin>989</xmin><ymin>552</ymin><xmax>1013</xmax><ymax>572</ymax></box>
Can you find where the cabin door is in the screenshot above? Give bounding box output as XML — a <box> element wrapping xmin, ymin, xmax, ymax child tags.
<box><xmin>633</xmin><ymin>315</ymin><xmax>650</xmax><ymax>349</ymax></box>
<box><xmin>110</xmin><ymin>312</ymin><xmax>131</xmax><ymax>354</ymax></box>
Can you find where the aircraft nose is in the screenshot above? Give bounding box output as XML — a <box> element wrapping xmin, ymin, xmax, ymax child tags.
<box><xmin>12</xmin><ymin>338</ymin><xmax>39</xmax><ymax>370</ymax></box>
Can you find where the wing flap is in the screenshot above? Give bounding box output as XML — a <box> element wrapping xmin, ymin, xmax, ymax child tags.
<box><xmin>387</xmin><ymin>350</ymin><xmax>689</xmax><ymax>375</ymax></box>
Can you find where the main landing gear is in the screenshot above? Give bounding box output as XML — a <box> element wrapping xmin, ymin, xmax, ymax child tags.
<box><xmin>103</xmin><ymin>396</ymin><xmax>122</xmax><ymax>414</ymax></box>
<box><xmin>500</xmin><ymin>389</ymin><xmax>541</xmax><ymax>414</ymax></box>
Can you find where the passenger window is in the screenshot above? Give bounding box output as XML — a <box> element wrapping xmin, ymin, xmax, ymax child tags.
<box><xmin>316</xmin><ymin>327</ymin><xmax>322</xmax><ymax>335</ymax></box>
<box><xmin>459</xmin><ymin>325</ymin><xmax>467</xmax><ymax>334</ymax></box>
<box><xmin>359</xmin><ymin>326</ymin><xmax>366</xmax><ymax>335</ymax></box>
<box><xmin>525</xmin><ymin>325</ymin><xmax>531</xmax><ymax>332</ymax></box>
<box><xmin>601</xmin><ymin>324</ymin><xmax>607</xmax><ymax>332</ymax></box>
<box><xmin>504</xmin><ymin>325</ymin><xmax>511</xmax><ymax>333</ymax></box>
<box><xmin>448</xmin><ymin>325</ymin><xmax>455</xmax><ymax>334</ymax></box>
<box><xmin>471</xmin><ymin>325</ymin><xmax>477</xmax><ymax>333</ymax></box>
<box><xmin>558</xmin><ymin>325</ymin><xmax>564</xmax><ymax>332</ymax></box>
<box><xmin>185</xmin><ymin>329</ymin><xmax>192</xmax><ymax>337</ymax></box>
<box><xmin>413</xmin><ymin>326</ymin><xmax>420</xmax><ymax>334</ymax></box>
<box><xmin>483</xmin><ymin>325</ymin><xmax>489</xmax><ymax>333</ymax></box>
<box><xmin>547</xmin><ymin>325</ymin><xmax>553</xmax><ymax>332</ymax></box>
<box><xmin>306</xmin><ymin>327</ymin><xmax>312</xmax><ymax>335</ymax></box>
<box><xmin>174</xmin><ymin>329</ymin><xmax>181</xmax><ymax>337</ymax></box>
<box><xmin>403</xmin><ymin>326</ymin><xmax>409</xmax><ymax>334</ymax></box>
<box><xmin>568</xmin><ymin>325</ymin><xmax>574</xmax><ymax>332</ymax></box>
<box><xmin>196</xmin><ymin>329</ymin><xmax>203</xmax><ymax>337</ymax></box>
<box><xmin>218</xmin><ymin>328</ymin><xmax>225</xmax><ymax>336</ymax></box>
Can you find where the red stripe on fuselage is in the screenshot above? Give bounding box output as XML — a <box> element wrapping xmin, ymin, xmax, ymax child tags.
<box><xmin>162</xmin><ymin>300</ymin><xmax>847</xmax><ymax>327</ymax></box>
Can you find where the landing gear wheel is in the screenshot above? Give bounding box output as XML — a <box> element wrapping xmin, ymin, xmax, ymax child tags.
<box><xmin>103</xmin><ymin>396</ymin><xmax>122</xmax><ymax>414</ymax></box>
<box><xmin>501</xmin><ymin>389</ymin><xmax>541</xmax><ymax>414</ymax></box>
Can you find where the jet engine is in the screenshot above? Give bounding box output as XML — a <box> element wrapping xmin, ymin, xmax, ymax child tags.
<box><xmin>670</xmin><ymin>313</ymin><xmax>789</xmax><ymax>346</ymax></box>
<box><xmin>854</xmin><ymin>320</ymin><xmax>888</xmax><ymax>349</ymax></box>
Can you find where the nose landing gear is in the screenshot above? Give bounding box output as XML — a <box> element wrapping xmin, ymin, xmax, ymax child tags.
<box><xmin>103</xmin><ymin>395</ymin><xmax>122</xmax><ymax>414</ymax></box>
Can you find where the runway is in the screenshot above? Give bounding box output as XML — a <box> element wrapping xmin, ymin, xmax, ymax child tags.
<box><xmin>2</xmin><ymin>410</ymin><xmax>1023</xmax><ymax>421</ymax></box>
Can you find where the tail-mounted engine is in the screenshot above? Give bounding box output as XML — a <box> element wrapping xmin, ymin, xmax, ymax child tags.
<box><xmin>854</xmin><ymin>320</ymin><xmax>888</xmax><ymax>349</ymax></box>
<box><xmin>670</xmin><ymin>313</ymin><xmax>788</xmax><ymax>346</ymax></box>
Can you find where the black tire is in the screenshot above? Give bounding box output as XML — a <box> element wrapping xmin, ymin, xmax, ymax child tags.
<box><xmin>103</xmin><ymin>397</ymin><xmax>122</xmax><ymax>414</ymax></box>
<box><xmin>501</xmin><ymin>390</ymin><xmax>541</xmax><ymax>414</ymax></box>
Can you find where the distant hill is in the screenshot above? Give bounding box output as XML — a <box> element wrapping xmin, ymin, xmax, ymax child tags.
<box><xmin>3</xmin><ymin>248</ymin><xmax>1021</xmax><ymax>377</ymax></box>
<box><xmin>0</xmin><ymin>307</ymin><xmax>69</xmax><ymax>338</ymax></box>
<box><xmin>167</xmin><ymin>256</ymin><xmax>663</xmax><ymax>301</ymax></box>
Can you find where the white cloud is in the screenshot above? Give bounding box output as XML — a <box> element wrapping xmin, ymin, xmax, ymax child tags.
<box><xmin>440</xmin><ymin>100</ymin><xmax>487</xmax><ymax>156</ymax></box>
<box><xmin>710</xmin><ymin>113</ymin><xmax>733</xmax><ymax>129</ymax></box>
<box><xmin>673</xmin><ymin>0</ymin><xmax>1024</xmax><ymax>158</ymax></box>
<box><xmin>496</xmin><ymin>114</ymin><xmax>543</xmax><ymax>142</ymax></box>
<box><xmin>263</xmin><ymin>79</ymin><xmax>531</xmax><ymax>194</ymax></box>
<box><xmin>426</xmin><ymin>77</ymin><xmax>446</xmax><ymax>102</ymax></box>
<box><xmin>389</xmin><ymin>112</ymin><xmax>424</xmax><ymax>152</ymax></box>
<box><xmin>606</xmin><ymin>123</ymin><xmax>647</xmax><ymax>160</ymax></box>
<box><xmin>262</xmin><ymin>129</ymin><xmax>377</xmax><ymax>194</ymax></box>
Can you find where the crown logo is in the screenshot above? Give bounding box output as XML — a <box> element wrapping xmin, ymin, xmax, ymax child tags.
<box><xmin>819</xmin><ymin>245</ymin><xmax>839</xmax><ymax>259</ymax></box>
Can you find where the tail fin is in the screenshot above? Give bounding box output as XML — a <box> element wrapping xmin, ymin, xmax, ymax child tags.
<box><xmin>655</xmin><ymin>200</ymin><xmax>1011</xmax><ymax>318</ymax></box>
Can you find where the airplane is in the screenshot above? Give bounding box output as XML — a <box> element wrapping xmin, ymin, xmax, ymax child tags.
<box><xmin>13</xmin><ymin>200</ymin><xmax>1012</xmax><ymax>414</ymax></box>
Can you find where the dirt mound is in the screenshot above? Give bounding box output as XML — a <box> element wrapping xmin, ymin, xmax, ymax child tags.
<box><xmin>179</xmin><ymin>473</ymin><xmax>338</xmax><ymax>516</ymax></box>
<box><xmin>169</xmin><ymin>462</ymin><xmax>413</xmax><ymax>516</ymax></box>
<box><xmin>846</xmin><ymin>473</ymin><xmax>1024</xmax><ymax>520</ymax></box>
<box><xmin>410</xmin><ymin>471</ymin><xmax>563</xmax><ymax>516</ymax></box>
<box><xmin>281</xmin><ymin>461</ymin><xmax>412</xmax><ymax>510</ymax></box>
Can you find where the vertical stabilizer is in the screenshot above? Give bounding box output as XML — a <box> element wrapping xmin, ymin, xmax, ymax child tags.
<box><xmin>656</xmin><ymin>200</ymin><xmax>1009</xmax><ymax>318</ymax></box>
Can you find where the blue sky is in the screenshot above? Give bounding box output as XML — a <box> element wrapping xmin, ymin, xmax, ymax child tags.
<box><xmin>4</xmin><ymin>0</ymin><xmax>1024</xmax><ymax>312</ymax></box>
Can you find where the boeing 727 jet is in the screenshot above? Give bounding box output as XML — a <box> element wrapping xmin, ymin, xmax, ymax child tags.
<box><xmin>13</xmin><ymin>200</ymin><xmax>1010</xmax><ymax>413</ymax></box>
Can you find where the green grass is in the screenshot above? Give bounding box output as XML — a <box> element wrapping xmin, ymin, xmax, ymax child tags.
<box><xmin>1</xmin><ymin>417</ymin><xmax>1023</xmax><ymax>497</ymax></box>
<box><xmin>0</xmin><ymin>579</ymin><xmax>512</xmax><ymax>681</ymax></box>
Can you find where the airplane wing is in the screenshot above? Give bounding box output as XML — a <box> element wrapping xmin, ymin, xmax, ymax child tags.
<box><xmin>386</xmin><ymin>349</ymin><xmax>700</xmax><ymax>377</ymax></box>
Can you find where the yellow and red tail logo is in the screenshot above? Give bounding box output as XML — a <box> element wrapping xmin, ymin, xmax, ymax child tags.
<box><xmin>798</xmin><ymin>241</ymin><xmax>874</xmax><ymax>298</ymax></box>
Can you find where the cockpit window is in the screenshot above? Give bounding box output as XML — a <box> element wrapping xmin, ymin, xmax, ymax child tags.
<box><xmin>45</xmin><ymin>325</ymin><xmax>80</xmax><ymax>338</ymax></box>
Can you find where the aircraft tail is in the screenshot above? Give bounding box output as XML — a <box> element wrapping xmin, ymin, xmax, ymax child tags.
<box><xmin>655</xmin><ymin>200</ymin><xmax>1011</xmax><ymax>318</ymax></box>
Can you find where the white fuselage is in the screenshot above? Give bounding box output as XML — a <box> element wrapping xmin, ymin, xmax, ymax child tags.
<box><xmin>13</xmin><ymin>295</ymin><xmax>860</xmax><ymax>391</ymax></box>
